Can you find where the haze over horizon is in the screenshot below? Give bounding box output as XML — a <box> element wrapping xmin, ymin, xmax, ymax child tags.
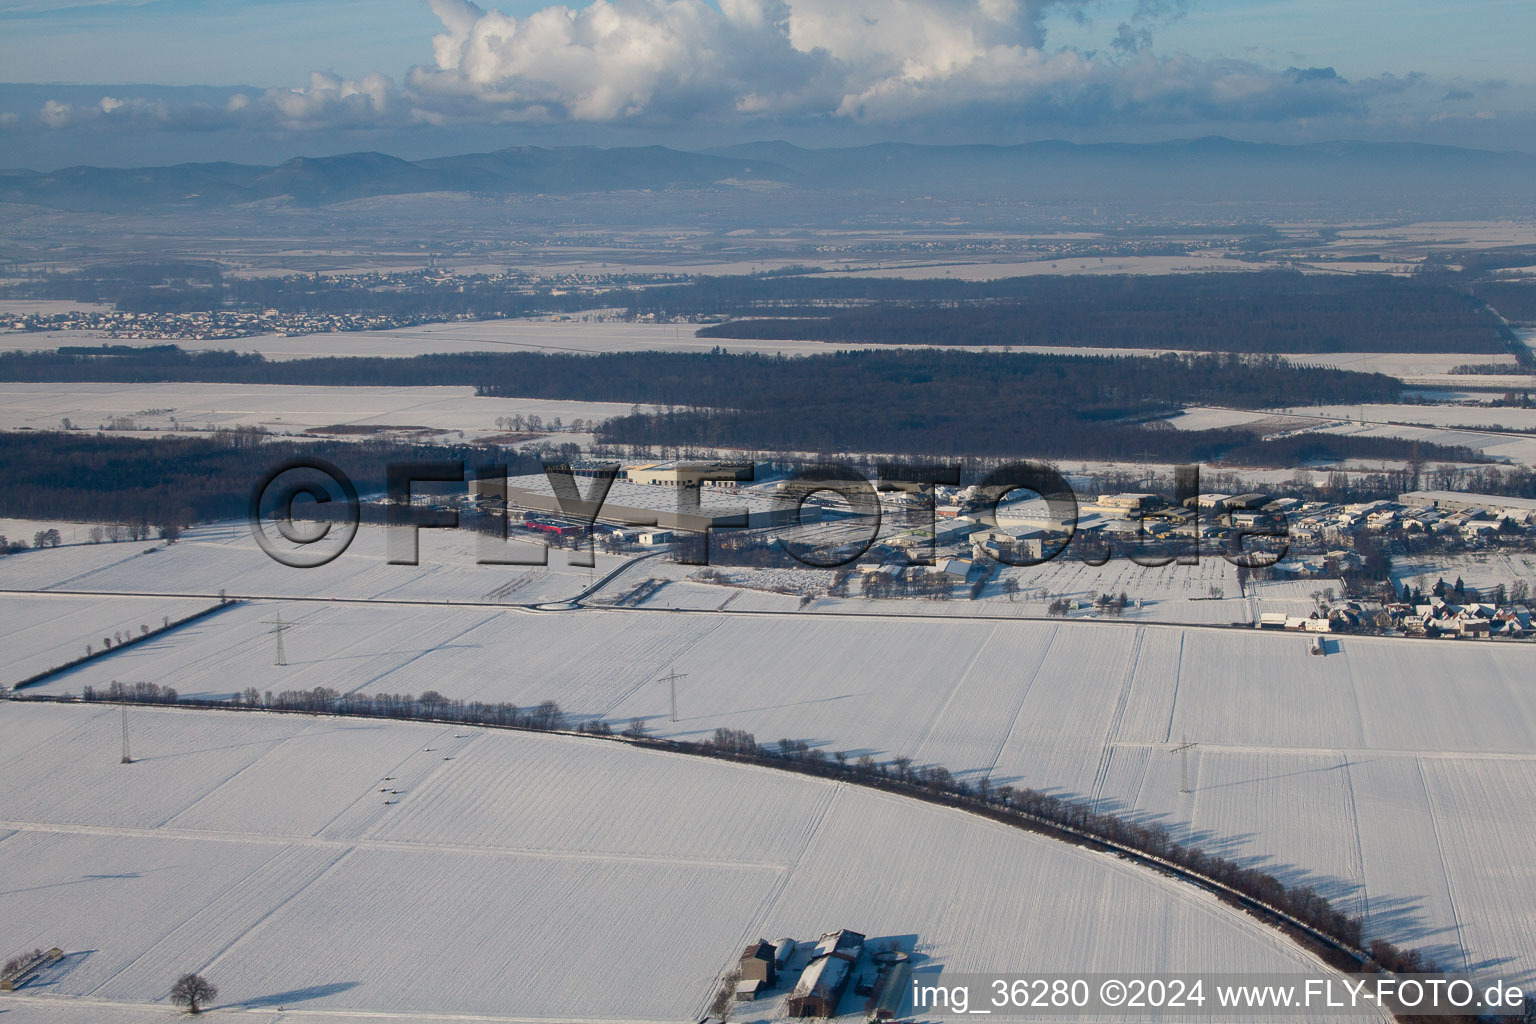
<box><xmin>2</xmin><ymin>0</ymin><xmax>1533</xmax><ymax>169</ymax></box>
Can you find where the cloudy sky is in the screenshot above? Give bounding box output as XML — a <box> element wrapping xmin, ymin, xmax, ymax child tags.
<box><xmin>2</xmin><ymin>0</ymin><xmax>1532</xmax><ymax>167</ymax></box>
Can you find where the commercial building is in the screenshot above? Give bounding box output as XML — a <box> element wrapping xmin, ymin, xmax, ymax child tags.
<box><xmin>1399</xmin><ymin>491</ymin><xmax>1536</xmax><ymax>521</ymax></box>
<box><xmin>488</xmin><ymin>473</ymin><xmax>807</xmax><ymax>534</ymax></box>
<box><xmin>623</xmin><ymin>461</ymin><xmax>760</xmax><ymax>488</ymax></box>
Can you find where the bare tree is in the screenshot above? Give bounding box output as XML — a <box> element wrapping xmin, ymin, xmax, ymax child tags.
<box><xmin>170</xmin><ymin>973</ymin><xmax>218</xmax><ymax>1014</ymax></box>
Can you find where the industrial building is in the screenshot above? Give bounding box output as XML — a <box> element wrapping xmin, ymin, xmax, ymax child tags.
<box><xmin>1398</xmin><ymin>490</ymin><xmax>1536</xmax><ymax>521</ymax></box>
<box><xmin>486</xmin><ymin>472</ymin><xmax>808</xmax><ymax>535</ymax></box>
<box><xmin>623</xmin><ymin>460</ymin><xmax>761</xmax><ymax>488</ymax></box>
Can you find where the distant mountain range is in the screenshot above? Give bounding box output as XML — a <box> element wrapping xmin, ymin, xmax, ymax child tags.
<box><xmin>3</xmin><ymin>137</ymin><xmax>1533</xmax><ymax>212</ymax></box>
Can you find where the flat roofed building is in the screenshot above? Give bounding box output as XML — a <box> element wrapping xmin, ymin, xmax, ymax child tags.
<box><xmin>624</xmin><ymin>461</ymin><xmax>760</xmax><ymax>487</ymax></box>
<box><xmin>491</xmin><ymin>473</ymin><xmax>805</xmax><ymax>533</ymax></box>
<box><xmin>1400</xmin><ymin>490</ymin><xmax>1536</xmax><ymax>519</ymax></box>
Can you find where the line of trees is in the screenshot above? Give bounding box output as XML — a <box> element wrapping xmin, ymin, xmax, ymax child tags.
<box><xmin>79</xmin><ymin>683</ymin><xmax>566</xmax><ymax>732</ymax></box>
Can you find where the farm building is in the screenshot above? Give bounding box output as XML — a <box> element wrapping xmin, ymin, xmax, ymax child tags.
<box><xmin>738</xmin><ymin>939</ymin><xmax>777</xmax><ymax>986</ymax></box>
<box><xmin>868</xmin><ymin>951</ymin><xmax>912</xmax><ymax>1021</ymax></box>
<box><xmin>787</xmin><ymin>929</ymin><xmax>865</xmax><ymax>1018</ymax></box>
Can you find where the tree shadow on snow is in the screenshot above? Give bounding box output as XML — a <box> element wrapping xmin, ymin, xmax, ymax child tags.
<box><xmin>221</xmin><ymin>981</ymin><xmax>359</xmax><ymax>1009</ymax></box>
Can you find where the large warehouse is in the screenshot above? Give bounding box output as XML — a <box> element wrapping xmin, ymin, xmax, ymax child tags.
<box><xmin>491</xmin><ymin>468</ymin><xmax>809</xmax><ymax>534</ymax></box>
<box><xmin>1399</xmin><ymin>490</ymin><xmax>1536</xmax><ymax>519</ymax></box>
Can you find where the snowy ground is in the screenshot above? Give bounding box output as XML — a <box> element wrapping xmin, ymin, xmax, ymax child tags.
<box><xmin>0</xmin><ymin>382</ymin><xmax>631</xmax><ymax>442</ymax></box>
<box><xmin>1390</xmin><ymin>551</ymin><xmax>1536</xmax><ymax>596</ymax></box>
<box><xmin>19</xmin><ymin>594</ymin><xmax>1536</xmax><ymax>988</ymax></box>
<box><xmin>0</xmin><ymin>594</ymin><xmax>216</xmax><ymax>689</ymax></box>
<box><xmin>1162</xmin><ymin>405</ymin><xmax>1536</xmax><ymax>467</ymax></box>
<box><xmin>616</xmin><ymin>555</ymin><xmax>1302</xmax><ymax>627</ymax></box>
<box><xmin>0</xmin><ymin>522</ymin><xmax>632</xmax><ymax>607</ymax></box>
<box><xmin>0</xmin><ymin>318</ymin><xmax>1040</xmax><ymax>361</ymax></box>
<box><xmin>1283</xmin><ymin>403</ymin><xmax>1536</xmax><ymax>433</ymax></box>
<box><xmin>3</xmin><ymin>519</ymin><xmax>1280</xmax><ymax>628</ymax></box>
<box><xmin>1311</xmin><ymin>420</ymin><xmax>1536</xmax><ymax>466</ymax></box>
<box><xmin>8</xmin><ymin>529</ymin><xmax>1536</xmax><ymax>989</ymax></box>
<box><xmin>0</xmin><ymin>518</ymin><xmax>118</xmax><ymax>547</ymax></box>
<box><xmin>0</xmin><ymin>703</ymin><xmax>1349</xmax><ymax>1023</ymax></box>
<box><xmin>1280</xmin><ymin>353</ymin><xmax>1520</xmax><ymax>378</ymax></box>
<box><xmin>5</xmin><ymin>315</ymin><xmax>1514</xmax><ymax>382</ymax></box>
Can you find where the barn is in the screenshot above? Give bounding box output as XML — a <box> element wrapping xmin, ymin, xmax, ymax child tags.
<box><xmin>786</xmin><ymin>929</ymin><xmax>865</xmax><ymax>1018</ymax></box>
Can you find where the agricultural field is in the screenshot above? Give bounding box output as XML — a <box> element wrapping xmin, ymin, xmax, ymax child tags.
<box><xmin>1286</xmin><ymin>403</ymin><xmax>1536</xmax><ymax>433</ymax></box>
<box><xmin>0</xmin><ymin>703</ymin><xmax>1348</xmax><ymax>1022</ymax></box>
<box><xmin>21</xmin><ymin>586</ymin><xmax>1536</xmax><ymax>989</ymax></box>
<box><xmin>0</xmin><ymin>594</ymin><xmax>216</xmax><ymax>689</ymax></box>
<box><xmin>0</xmin><ymin>517</ymin><xmax>112</xmax><ymax>547</ymax></box>
<box><xmin>1163</xmin><ymin>404</ymin><xmax>1536</xmax><ymax>467</ymax></box>
<box><xmin>600</xmin><ymin>548</ymin><xmax>1256</xmax><ymax>625</ymax></box>
<box><xmin>0</xmin><ymin>317</ymin><xmax>872</xmax><ymax>361</ymax></box>
<box><xmin>0</xmin><ymin>382</ymin><xmax>631</xmax><ymax>442</ymax></box>
<box><xmin>0</xmin><ymin>521</ymin><xmax>628</xmax><ymax>608</ymax></box>
<box><xmin>1312</xmin><ymin>420</ymin><xmax>1536</xmax><ymax>467</ymax></box>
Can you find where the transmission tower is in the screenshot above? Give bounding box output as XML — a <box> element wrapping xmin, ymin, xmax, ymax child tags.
<box><xmin>658</xmin><ymin>668</ymin><xmax>688</xmax><ymax>723</ymax></box>
<box><xmin>120</xmin><ymin>704</ymin><xmax>132</xmax><ymax>765</ymax></box>
<box><xmin>262</xmin><ymin>611</ymin><xmax>298</xmax><ymax>666</ymax></box>
<box><xmin>1172</xmin><ymin>735</ymin><xmax>1198</xmax><ymax>794</ymax></box>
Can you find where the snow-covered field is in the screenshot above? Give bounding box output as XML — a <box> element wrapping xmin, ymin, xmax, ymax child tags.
<box><xmin>6</xmin><ymin>316</ymin><xmax>1512</xmax><ymax>381</ymax></box>
<box><xmin>0</xmin><ymin>594</ymin><xmax>217</xmax><ymax>689</ymax></box>
<box><xmin>0</xmin><ymin>522</ymin><xmax>630</xmax><ymax>607</ymax></box>
<box><xmin>8</xmin><ymin>527</ymin><xmax>1536</xmax><ymax>990</ymax></box>
<box><xmin>21</xmin><ymin>588</ymin><xmax>1536</xmax><ymax>987</ymax></box>
<box><xmin>0</xmin><ymin>300</ymin><xmax>115</xmax><ymax>315</ymax></box>
<box><xmin>0</xmin><ymin>318</ymin><xmax>810</xmax><ymax>360</ymax></box>
<box><xmin>820</xmin><ymin>253</ymin><xmax>1257</xmax><ymax>278</ymax></box>
<box><xmin>0</xmin><ymin>518</ymin><xmax>116</xmax><ymax>547</ymax></box>
<box><xmin>1284</xmin><ymin>403</ymin><xmax>1536</xmax><ymax>433</ymax></box>
<box><xmin>0</xmin><ymin>382</ymin><xmax>631</xmax><ymax>441</ymax></box>
<box><xmin>1162</xmin><ymin>404</ymin><xmax>1536</xmax><ymax>466</ymax></box>
<box><xmin>1312</xmin><ymin>420</ymin><xmax>1536</xmax><ymax>466</ymax></box>
<box><xmin>0</xmin><ymin>703</ymin><xmax>1347</xmax><ymax>1023</ymax></box>
<box><xmin>1282</xmin><ymin>353</ymin><xmax>1520</xmax><ymax>377</ymax></box>
<box><xmin>598</xmin><ymin>549</ymin><xmax>1257</xmax><ymax>625</ymax></box>
<box><xmin>1390</xmin><ymin>551</ymin><xmax>1536</xmax><ymax>595</ymax></box>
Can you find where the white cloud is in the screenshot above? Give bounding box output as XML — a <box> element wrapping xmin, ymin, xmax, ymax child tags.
<box><xmin>15</xmin><ymin>0</ymin><xmax>1464</xmax><ymax>139</ymax></box>
<box><xmin>40</xmin><ymin>98</ymin><xmax>72</xmax><ymax>127</ymax></box>
<box><xmin>266</xmin><ymin>71</ymin><xmax>395</xmax><ymax>126</ymax></box>
<box><xmin>395</xmin><ymin>0</ymin><xmax>1399</xmax><ymax>128</ymax></box>
<box><xmin>406</xmin><ymin>0</ymin><xmax>1095</xmax><ymax>123</ymax></box>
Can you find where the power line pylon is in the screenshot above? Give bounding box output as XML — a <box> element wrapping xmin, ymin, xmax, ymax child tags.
<box><xmin>262</xmin><ymin>611</ymin><xmax>298</xmax><ymax>666</ymax></box>
<box><xmin>1172</xmin><ymin>735</ymin><xmax>1198</xmax><ymax>794</ymax></box>
<box><xmin>659</xmin><ymin>668</ymin><xmax>687</xmax><ymax>723</ymax></box>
